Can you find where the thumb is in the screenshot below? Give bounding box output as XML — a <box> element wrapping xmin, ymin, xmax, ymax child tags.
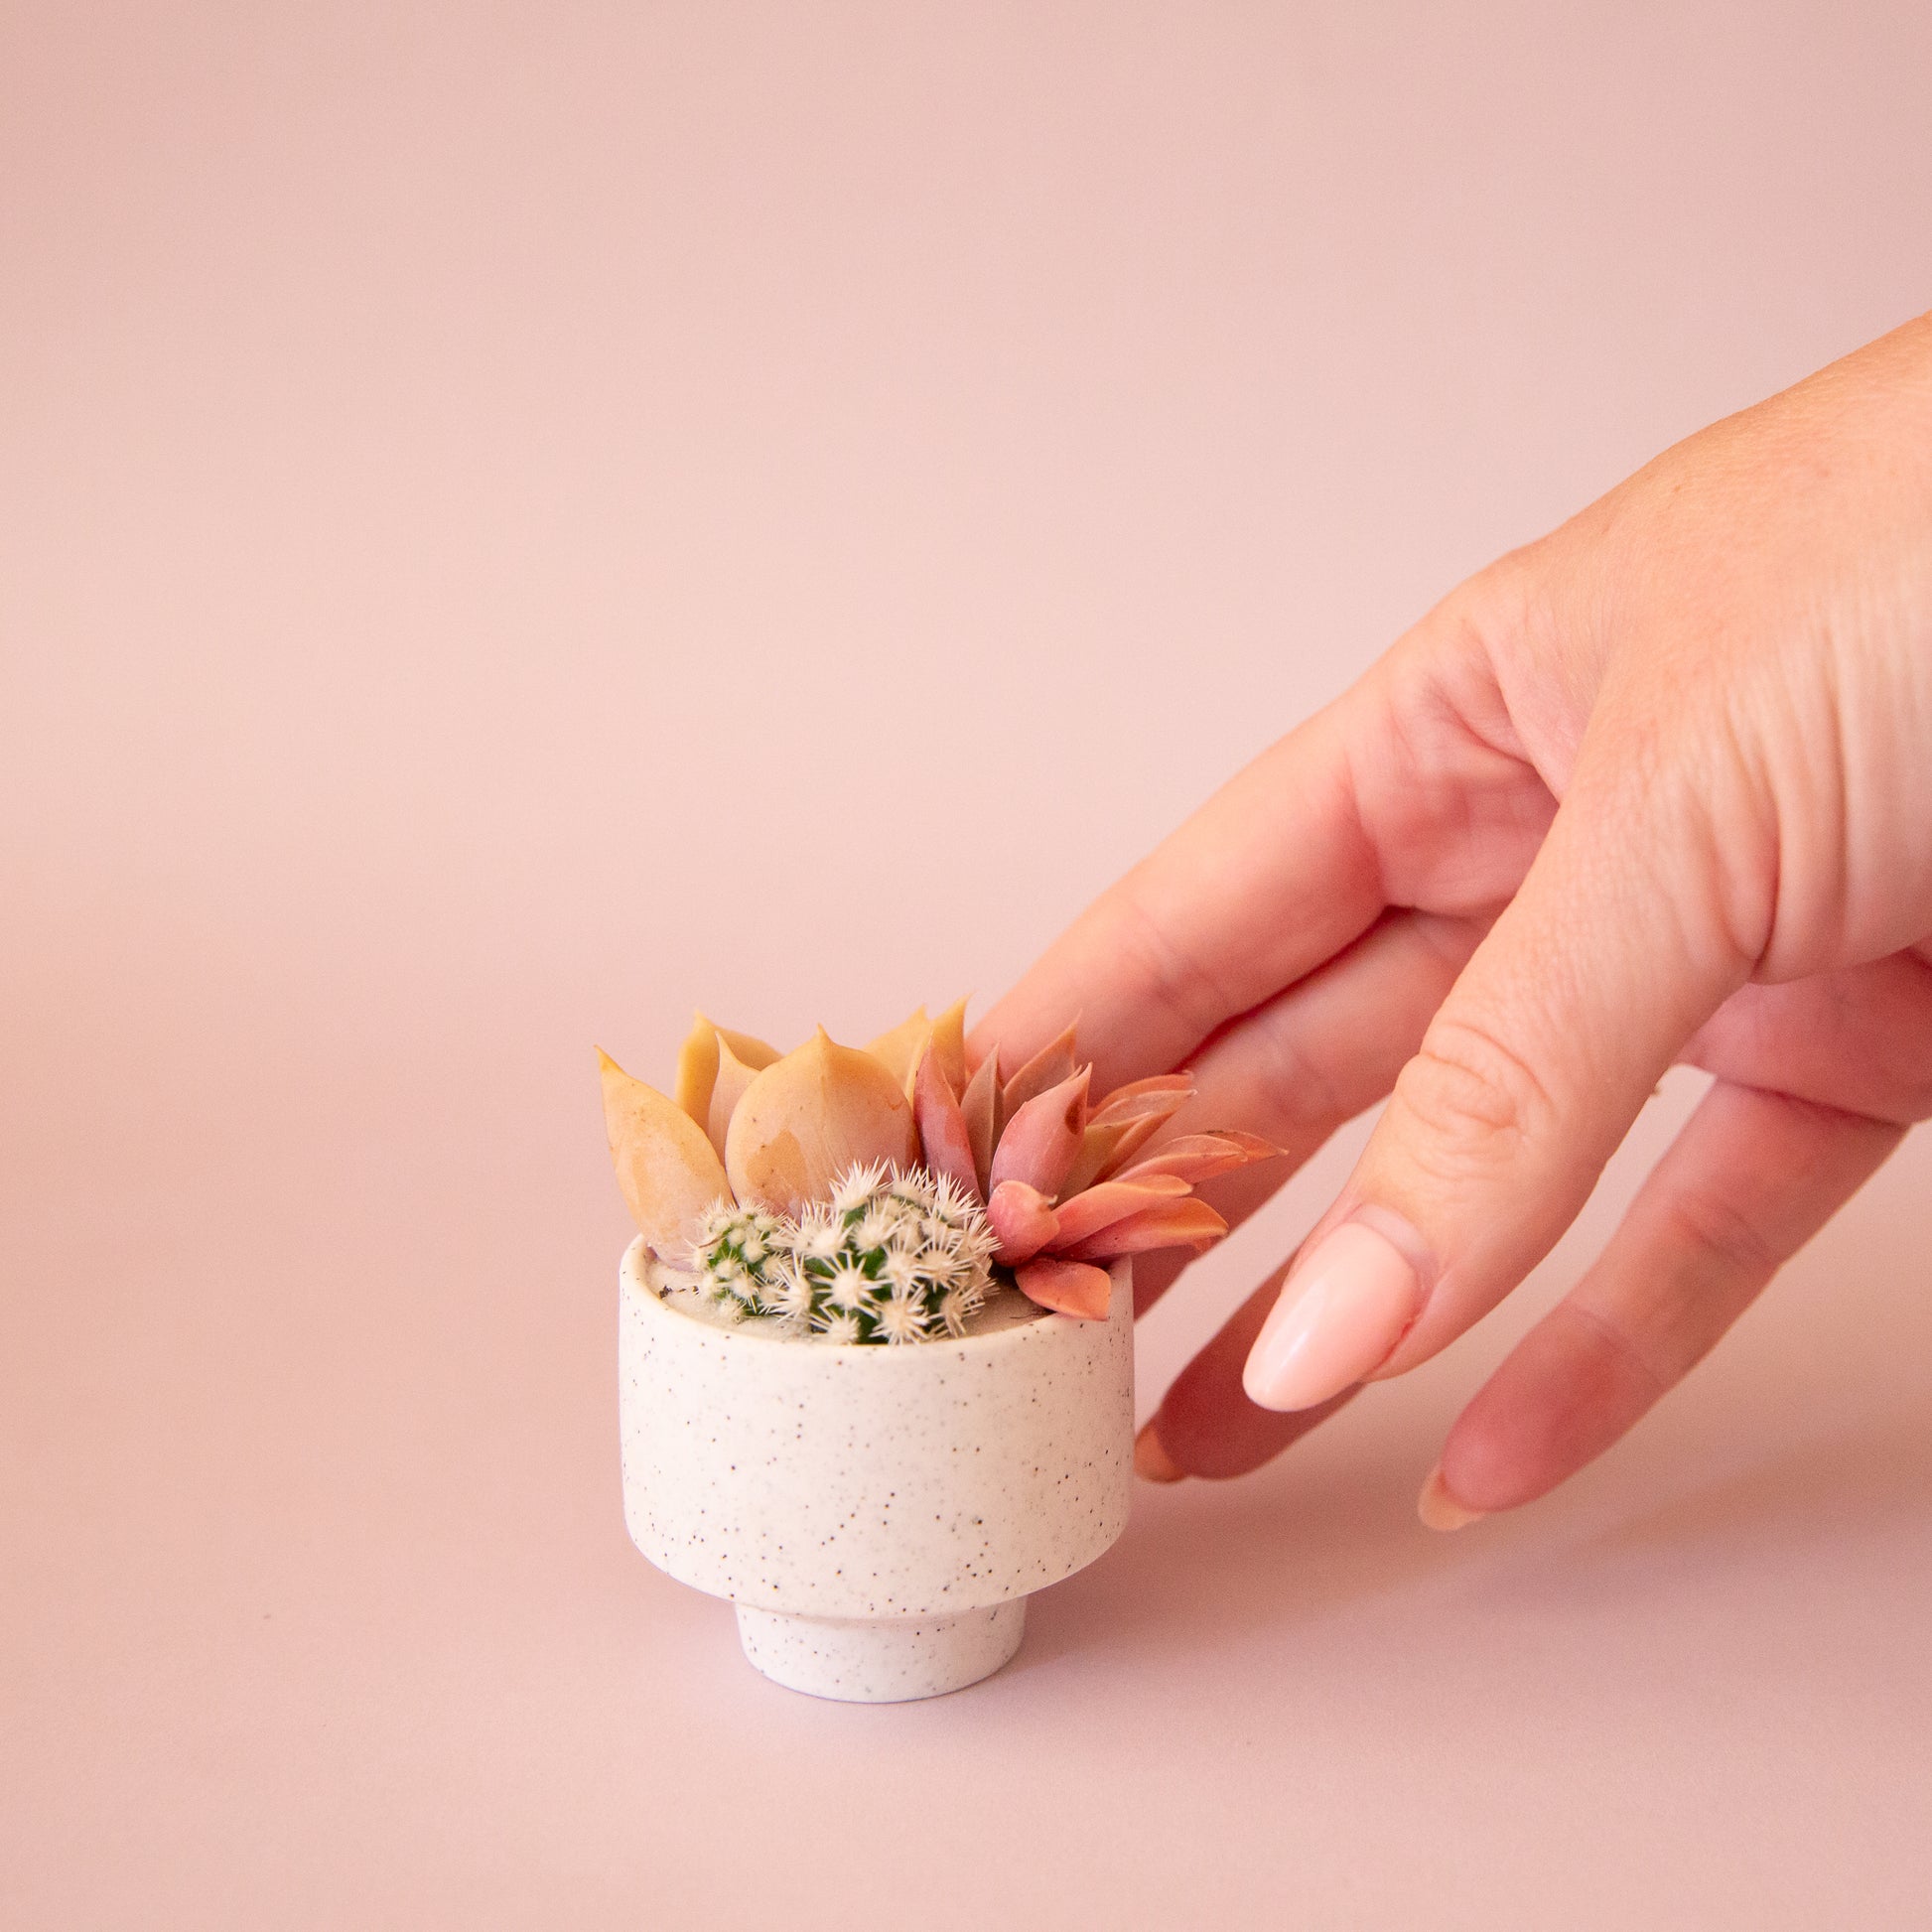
<box><xmin>1242</xmin><ymin>745</ymin><xmax>1757</xmax><ymax>1411</ymax></box>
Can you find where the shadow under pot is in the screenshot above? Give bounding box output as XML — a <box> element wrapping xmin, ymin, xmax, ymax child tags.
<box><xmin>618</xmin><ymin>1237</ymin><xmax>1135</xmax><ymax>1702</ymax></box>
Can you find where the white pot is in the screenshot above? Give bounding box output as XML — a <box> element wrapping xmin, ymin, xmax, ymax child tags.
<box><xmin>618</xmin><ymin>1236</ymin><xmax>1134</xmax><ymax>1702</ymax></box>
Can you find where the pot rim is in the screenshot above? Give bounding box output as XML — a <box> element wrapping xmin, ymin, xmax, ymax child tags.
<box><xmin>622</xmin><ymin>1234</ymin><xmax>1122</xmax><ymax>1365</ymax></box>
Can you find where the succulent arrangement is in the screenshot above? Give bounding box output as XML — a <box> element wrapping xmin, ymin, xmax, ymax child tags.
<box><xmin>601</xmin><ymin>1000</ymin><xmax>1279</xmax><ymax>1341</ymax></box>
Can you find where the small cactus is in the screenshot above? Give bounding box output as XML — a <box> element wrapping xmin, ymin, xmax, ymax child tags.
<box><xmin>686</xmin><ymin>1162</ymin><xmax>999</xmax><ymax>1343</ymax></box>
<box><xmin>687</xmin><ymin>1201</ymin><xmax>792</xmax><ymax>1324</ymax></box>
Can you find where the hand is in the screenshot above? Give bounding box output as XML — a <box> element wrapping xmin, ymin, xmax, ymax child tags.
<box><xmin>974</xmin><ymin>313</ymin><xmax>1932</xmax><ymax>1526</ymax></box>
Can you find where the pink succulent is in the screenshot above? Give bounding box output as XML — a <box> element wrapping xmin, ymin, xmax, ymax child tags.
<box><xmin>919</xmin><ymin>1032</ymin><xmax>1283</xmax><ymax>1320</ymax></box>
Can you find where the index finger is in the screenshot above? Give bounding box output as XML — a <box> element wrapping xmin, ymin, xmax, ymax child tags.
<box><xmin>973</xmin><ymin>695</ymin><xmax>1383</xmax><ymax>1092</ymax></box>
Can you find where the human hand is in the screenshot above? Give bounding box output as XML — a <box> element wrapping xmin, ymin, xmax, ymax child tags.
<box><xmin>974</xmin><ymin>313</ymin><xmax>1932</xmax><ymax>1525</ymax></box>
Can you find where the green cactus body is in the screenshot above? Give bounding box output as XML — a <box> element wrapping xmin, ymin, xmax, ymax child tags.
<box><xmin>687</xmin><ymin>1202</ymin><xmax>792</xmax><ymax>1323</ymax></box>
<box><xmin>687</xmin><ymin>1162</ymin><xmax>999</xmax><ymax>1343</ymax></box>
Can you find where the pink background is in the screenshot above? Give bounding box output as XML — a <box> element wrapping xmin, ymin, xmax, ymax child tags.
<box><xmin>5</xmin><ymin>4</ymin><xmax>1930</xmax><ymax>1924</ymax></box>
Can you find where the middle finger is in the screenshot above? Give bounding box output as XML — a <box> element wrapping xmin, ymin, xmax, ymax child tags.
<box><xmin>1134</xmin><ymin>906</ymin><xmax>1486</xmax><ymax>1317</ymax></box>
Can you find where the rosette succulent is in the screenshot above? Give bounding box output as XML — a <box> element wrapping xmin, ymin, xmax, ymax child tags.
<box><xmin>600</xmin><ymin>1000</ymin><xmax>1281</xmax><ymax>1341</ymax></box>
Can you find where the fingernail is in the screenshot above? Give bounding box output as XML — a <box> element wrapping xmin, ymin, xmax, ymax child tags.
<box><xmin>1417</xmin><ymin>1463</ymin><xmax>1486</xmax><ymax>1532</ymax></box>
<box><xmin>1241</xmin><ymin>1218</ymin><xmax>1424</xmax><ymax>1412</ymax></box>
<box><xmin>1134</xmin><ymin>1419</ymin><xmax>1186</xmax><ymax>1483</ymax></box>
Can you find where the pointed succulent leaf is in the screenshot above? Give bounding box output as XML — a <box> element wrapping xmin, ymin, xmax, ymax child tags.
<box><xmin>1087</xmin><ymin>1072</ymin><xmax>1195</xmax><ymax>1126</ymax></box>
<box><xmin>672</xmin><ymin>1012</ymin><xmax>779</xmax><ymax>1123</ymax></box>
<box><xmin>724</xmin><ymin>1028</ymin><xmax>917</xmax><ymax>1215</ymax></box>
<box><xmin>913</xmin><ymin>1044</ymin><xmax>981</xmax><ymax>1201</ymax></box>
<box><xmin>866</xmin><ymin>1005</ymin><xmax>932</xmax><ymax>1099</ymax></box>
<box><xmin>1014</xmin><ymin>1256</ymin><xmax>1115</xmax><ymax>1320</ymax></box>
<box><xmin>929</xmin><ymin>996</ymin><xmax>970</xmax><ymax>1097</ymax></box>
<box><xmin>705</xmin><ymin>1036</ymin><xmax>766</xmax><ymax>1159</ymax></box>
<box><xmin>1112</xmin><ymin>1130</ymin><xmax>1283</xmax><ymax>1188</ymax></box>
<box><xmin>1044</xmin><ymin>1173</ymin><xmax>1190</xmax><ymax>1249</ymax></box>
<box><xmin>1000</xmin><ymin>1023</ymin><xmax>1081</xmax><ymax>1121</ymax></box>
<box><xmin>960</xmin><ymin>1048</ymin><xmax>1001</xmax><ymax>1196</ymax></box>
<box><xmin>988</xmin><ymin>1065</ymin><xmax>1090</xmax><ymax>1199</ymax></box>
<box><xmin>716</xmin><ymin>1022</ymin><xmax>781</xmax><ymax>1066</ymax></box>
<box><xmin>1058</xmin><ymin>1118</ymin><xmax>1146</xmax><ymax>1198</ymax></box>
<box><xmin>987</xmin><ymin>1178</ymin><xmax>1061</xmax><ymax>1264</ymax></box>
<box><xmin>1058</xmin><ymin>1197</ymin><xmax>1228</xmax><ymax>1263</ymax></box>
<box><xmin>1090</xmin><ymin>1113</ymin><xmax>1179</xmax><ymax>1182</ymax></box>
<box><xmin>1082</xmin><ymin>1075</ymin><xmax>1198</xmax><ymax>1180</ymax></box>
<box><xmin>672</xmin><ymin>1012</ymin><xmax>720</xmax><ymax>1122</ymax></box>
<box><xmin>599</xmin><ymin>1048</ymin><xmax>733</xmax><ymax>1257</ymax></box>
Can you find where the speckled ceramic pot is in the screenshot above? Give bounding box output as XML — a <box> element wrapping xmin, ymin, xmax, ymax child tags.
<box><xmin>618</xmin><ymin>1236</ymin><xmax>1134</xmax><ymax>1702</ymax></box>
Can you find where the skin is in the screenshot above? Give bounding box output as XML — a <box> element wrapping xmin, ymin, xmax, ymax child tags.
<box><xmin>972</xmin><ymin>312</ymin><xmax>1932</xmax><ymax>1516</ymax></box>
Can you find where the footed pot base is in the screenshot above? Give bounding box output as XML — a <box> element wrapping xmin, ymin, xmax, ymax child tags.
<box><xmin>735</xmin><ymin>1599</ymin><xmax>1027</xmax><ymax>1703</ymax></box>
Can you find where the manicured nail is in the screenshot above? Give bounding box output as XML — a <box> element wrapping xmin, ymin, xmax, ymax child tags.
<box><xmin>1241</xmin><ymin>1218</ymin><xmax>1424</xmax><ymax>1412</ymax></box>
<box><xmin>1134</xmin><ymin>1419</ymin><xmax>1186</xmax><ymax>1483</ymax></box>
<box><xmin>1417</xmin><ymin>1464</ymin><xmax>1486</xmax><ymax>1532</ymax></box>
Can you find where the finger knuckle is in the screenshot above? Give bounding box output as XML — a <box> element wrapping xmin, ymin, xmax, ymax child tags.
<box><xmin>1396</xmin><ymin>1013</ymin><xmax>1556</xmax><ymax>1174</ymax></box>
<box><xmin>1660</xmin><ymin>1184</ymin><xmax>1784</xmax><ymax>1283</ymax></box>
<box><xmin>1559</xmin><ymin>1300</ymin><xmax>1674</xmax><ymax>1406</ymax></box>
<box><xmin>1111</xmin><ymin>881</ymin><xmax>1240</xmax><ymax>1047</ymax></box>
<box><xmin>1251</xmin><ymin>1015</ymin><xmax>1350</xmax><ymax>1137</ymax></box>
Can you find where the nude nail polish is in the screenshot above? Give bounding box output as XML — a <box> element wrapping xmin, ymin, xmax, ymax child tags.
<box><xmin>1417</xmin><ymin>1464</ymin><xmax>1486</xmax><ymax>1532</ymax></box>
<box><xmin>1241</xmin><ymin>1219</ymin><xmax>1424</xmax><ymax>1412</ymax></box>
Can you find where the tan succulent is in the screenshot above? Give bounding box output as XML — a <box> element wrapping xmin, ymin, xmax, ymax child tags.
<box><xmin>724</xmin><ymin>1029</ymin><xmax>917</xmax><ymax>1215</ymax></box>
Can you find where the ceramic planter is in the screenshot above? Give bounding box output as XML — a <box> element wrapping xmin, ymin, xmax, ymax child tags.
<box><xmin>618</xmin><ymin>1236</ymin><xmax>1134</xmax><ymax>1702</ymax></box>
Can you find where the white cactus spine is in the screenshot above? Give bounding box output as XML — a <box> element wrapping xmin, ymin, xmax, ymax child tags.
<box><xmin>685</xmin><ymin>1163</ymin><xmax>999</xmax><ymax>1344</ymax></box>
